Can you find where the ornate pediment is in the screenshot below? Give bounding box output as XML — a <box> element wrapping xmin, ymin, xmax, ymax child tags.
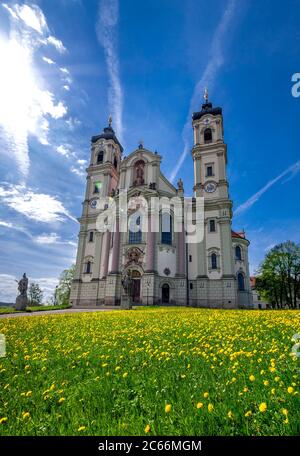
<box><xmin>124</xmin><ymin>247</ymin><xmax>144</xmax><ymax>266</ymax></box>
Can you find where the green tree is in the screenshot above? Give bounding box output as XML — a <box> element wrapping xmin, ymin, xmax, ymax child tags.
<box><xmin>55</xmin><ymin>265</ymin><xmax>75</xmax><ymax>306</ymax></box>
<box><xmin>28</xmin><ymin>282</ymin><xmax>43</xmax><ymax>306</ymax></box>
<box><xmin>257</xmin><ymin>241</ymin><xmax>300</xmax><ymax>309</ymax></box>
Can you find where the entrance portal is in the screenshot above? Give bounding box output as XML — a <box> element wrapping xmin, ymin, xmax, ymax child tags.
<box><xmin>131</xmin><ymin>270</ymin><xmax>141</xmax><ymax>303</ymax></box>
<box><xmin>162</xmin><ymin>283</ymin><xmax>170</xmax><ymax>304</ymax></box>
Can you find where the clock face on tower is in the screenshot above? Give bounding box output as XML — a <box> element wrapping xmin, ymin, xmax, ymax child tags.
<box><xmin>90</xmin><ymin>199</ymin><xmax>98</xmax><ymax>209</ymax></box>
<box><xmin>203</xmin><ymin>117</ymin><xmax>210</xmax><ymax>125</ymax></box>
<box><xmin>204</xmin><ymin>182</ymin><xmax>217</xmax><ymax>193</ymax></box>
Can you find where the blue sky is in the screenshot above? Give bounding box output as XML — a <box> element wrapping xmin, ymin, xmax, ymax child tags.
<box><xmin>0</xmin><ymin>0</ymin><xmax>300</xmax><ymax>302</ymax></box>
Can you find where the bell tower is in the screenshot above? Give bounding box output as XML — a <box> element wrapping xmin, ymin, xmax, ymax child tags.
<box><xmin>70</xmin><ymin>117</ymin><xmax>123</xmax><ymax>307</ymax></box>
<box><xmin>192</xmin><ymin>89</ymin><xmax>228</xmax><ymax>200</ymax></box>
<box><xmin>190</xmin><ymin>90</ymin><xmax>237</xmax><ymax>308</ymax></box>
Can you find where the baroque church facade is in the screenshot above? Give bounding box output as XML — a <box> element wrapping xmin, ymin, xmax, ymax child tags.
<box><xmin>70</xmin><ymin>97</ymin><xmax>253</xmax><ymax>308</ymax></box>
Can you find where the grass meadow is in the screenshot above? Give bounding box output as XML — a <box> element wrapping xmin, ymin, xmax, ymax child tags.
<box><xmin>0</xmin><ymin>307</ymin><xmax>299</xmax><ymax>436</ymax></box>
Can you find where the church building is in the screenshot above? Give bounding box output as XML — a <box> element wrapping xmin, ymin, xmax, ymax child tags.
<box><xmin>70</xmin><ymin>95</ymin><xmax>253</xmax><ymax>308</ymax></box>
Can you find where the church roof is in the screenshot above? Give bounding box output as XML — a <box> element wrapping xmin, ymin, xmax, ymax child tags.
<box><xmin>231</xmin><ymin>230</ymin><xmax>246</xmax><ymax>239</ymax></box>
<box><xmin>192</xmin><ymin>102</ymin><xmax>222</xmax><ymax>121</ymax></box>
<box><xmin>91</xmin><ymin>125</ymin><xmax>123</xmax><ymax>152</ymax></box>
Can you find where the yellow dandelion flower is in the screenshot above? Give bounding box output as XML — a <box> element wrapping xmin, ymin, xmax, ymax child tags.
<box><xmin>243</xmin><ymin>387</ymin><xmax>249</xmax><ymax>392</ymax></box>
<box><xmin>115</xmin><ymin>366</ymin><xmax>121</xmax><ymax>371</ymax></box>
<box><xmin>271</xmin><ymin>388</ymin><xmax>276</xmax><ymax>394</ymax></box>
<box><xmin>26</xmin><ymin>391</ymin><xmax>32</xmax><ymax>397</ymax></box>
<box><xmin>123</xmin><ymin>372</ymin><xmax>128</xmax><ymax>378</ymax></box>
<box><xmin>22</xmin><ymin>411</ymin><xmax>30</xmax><ymax>419</ymax></box>
<box><xmin>145</xmin><ymin>424</ymin><xmax>151</xmax><ymax>433</ymax></box>
<box><xmin>287</xmin><ymin>387</ymin><xmax>294</xmax><ymax>394</ymax></box>
<box><xmin>78</xmin><ymin>426</ymin><xmax>86</xmax><ymax>432</ymax></box>
<box><xmin>259</xmin><ymin>402</ymin><xmax>267</xmax><ymax>413</ymax></box>
<box><xmin>227</xmin><ymin>411</ymin><xmax>233</xmax><ymax>419</ymax></box>
<box><xmin>0</xmin><ymin>417</ymin><xmax>8</xmax><ymax>424</ymax></box>
<box><xmin>275</xmin><ymin>376</ymin><xmax>280</xmax><ymax>382</ymax></box>
<box><xmin>283</xmin><ymin>418</ymin><xmax>289</xmax><ymax>425</ymax></box>
<box><xmin>196</xmin><ymin>402</ymin><xmax>204</xmax><ymax>409</ymax></box>
<box><xmin>203</xmin><ymin>392</ymin><xmax>209</xmax><ymax>398</ymax></box>
<box><xmin>58</xmin><ymin>397</ymin><xmax>65</xmax><ymax>404</ymax></box>
<box><xmin>249</xmin><ymin>375</ymin><xmax>255</xmax><ymax>382</ymax></box>
<box><xmin>263</xmin><ymin>380</ymin><xmax>269</xmax><ymax>386</ymax></box>
<box><xmin>165</xmin><ymin>404</ymin><xmax>171</xmax><ymax>413</ymax></box>
<box><xmin>245</xmin><ymin>411</ymin><xmax>252</xmax><ymax>417</ymax></box>
<box><xmin>208</xmin><ymin>403</ymin><xmax>214</xmax><ymax>413</ymax></box>
<box><xmin>282</xmin><ymin>408</ymin><xmax>288</xmax><ymax>417</ymax></box>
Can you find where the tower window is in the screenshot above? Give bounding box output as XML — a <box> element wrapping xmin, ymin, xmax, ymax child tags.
<box><xmin>237</xmin><ymin>272</ymin><xmax>245</xmax><ymax>291</ymax></box>
<box><xmin>89</xmin><ymin>231</ymin><xmax>94</xmax><ymax>242</ymax></box>
<box><xmin>209</xmin><ymin>219</ymin><xmax>216</xmax><ymax>232</ymax></box>
<box><xmin>206</xmin><ymin>165</ymin><xmax>213</xmax><ymax>177</ymax></box>
<box><xmin>94</xmin><ymin>181</ymin><xmax>102</xmax><ymax>194</ymax></box>
<box><xmin>211</xmin><ymin>253</ymin><xmax>217</xmax><ymax>269</ymax></box>
<box><xmin>85</xmin><ymin>261</ymin><xmax>92</xmax><ymax>274</ymax></box>
<box><xmin>204</xmin><ymin>128</ymin><xmax>212</xmax><ymax>144</ymax></box>
<box><xmin>189</xmin><ymin>283</ymin><xmax>193</xmax><ymax>290</ymax></box>
<box><xmin>97</xmin><ymin>151</ymin><xmax>104</xmax><ymax>164</ymax></box>
<box><xmin>189</xmin><ymin>255</ymin><xmax>192</xmax><ymax>262</ymax></box>
<box><xmin>114</xmin><ymin>157</ymin><xmax>118</xmax><ymax>169</ymax></box>
<box><xmin>161</xmin><ymin>213</ymin><xmax>172</xmax><ymax>245</ymax></box>
<box><xmin>235</xmin><ymin>245</ymin><xmax>242</xmax><ymax>260</ymax></box>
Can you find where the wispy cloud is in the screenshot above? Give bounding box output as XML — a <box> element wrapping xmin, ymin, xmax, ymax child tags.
<box><xmin>0</xmin><ymin>3</ymin><xmax>68</xmax><ymax>179</ymax></box>
<box><xmin>169</xmin><ymin>0</ymin><xmax>238</xmax><ymax>183</ymax></box>
<box><xmin>0</xmin><ymin>184</ymin><xmax>77</xmax><ymax>223</ymax></box>
<box><xmin>96</xmin><ymin>0</ymin><xmax>123</xmax><ymax>144</ymax></box>
<box><xmin>234</xmin><ymin>160</ymin><xmax>300</xmax><ymax>216</ymax></box>
<box><xmin>42</xmin><ymin>56</ymin><xmax>55</xmax><ymax>65</ymax></box>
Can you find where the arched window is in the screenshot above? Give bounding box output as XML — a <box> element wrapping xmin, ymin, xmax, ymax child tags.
<box><xmin>133</xmin><ymin>160</ymin><xmax>145</xmax><ymax>186</ymax></box>
<box><xmin>204</xmin><ymin>128</ymin><xmax>212</xmax><ymax>144</ymax></box>
<box><xmin>97</xmin><ymin>151</ymin><xmax>104</xmax><ymax>164</ymax></box>
<box><xmin>113</xmin><ymin>156</ymin><xmax>118</xmax><ymax>169</ymax></box>
<box><xmin>129</xmin><ymin>215</ymin><xmax>142</xmax><ymax>244</ymax></box>
<box><xmin>211</xmin><ymin>253</ymin><xmax>217</xmax><ymax>269</ymax></box>
<box><xmin>237</xmin><ymin>272</ymin><xmax>245</xmax><ymax>291</ymax></box>
<box><xmin>235</xmin><ymin>245</ymin><xmax>242</xmax><ymax>260</ymax></box>
<box><xmin>85</xmin><ymin>261</ymin><xmax>92</xmax><ymax>274</ymax></box>
<box><xmin>161</xmin><ymin>213</ymin><xmax>172</xmax><ymax>245</ymax></box>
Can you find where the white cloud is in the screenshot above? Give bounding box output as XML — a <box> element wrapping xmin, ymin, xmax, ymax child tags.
<box><xmin>169</xmin><ymin>0</ymin><xmax>238</xmax><ymax>183</ymax></box>
<box><xmin>77</xmin><ymin>159</ymin><xmax>87</xmax><ymax>165</ymax></box>
<box><xmin>65</xmin><ymin>117</ymin><xmax>81</xmax><ymax>130</ymax></box>
<box><xmin>63</xmin><ymin>85</ymin><xmax>70</xmax><ymax>91</ymax></box>
<box><xmin>70</xmin><ymin>166</ymin><xmax>85</xmax><ymax>177</ymax></box>
<box><xmin>46</xmin><ymin>35</ymin><xmax>67</xmax><ymax>53</ymax></box>
<box><xmin>0</xmin><ymin>5</ymin><xmax>68</xmax><ymax>178</ymax></box>
<box><xmin>96</xmin><ymin>0</ymin><xmax>123</xmax><ymax>144</ymax></box>
<box><xmin>234</xmin><ymin>160</ymin><xmax>300</xmax><ymax>216</ymax></box>
<box><xmin>3</xmin><ymin>3</ymin><xmax>48</xmax><ymax>34</ymax></box>
<box><xmin>56</xmin><ymin>144</ymin><xmax>70</xmax><ymax>157</ymax></box>
<box><xmin>60</xmin><ymin>67</ymin><xmax>70</xmax><ymax>74</ymax></box>
<box><xmin>42</xmin><ymin>56</ymin><xmax>55</xmax><ymax>65</ymax></box>
<box><xmin>0</xmin><ymin>184</ymin><xmax>78</xmax><ymax>224</ymax></box>
<box><xmin>35</xmin><ymin>232</ymin><xmax>60</xmax><ymax>244</ymax></box>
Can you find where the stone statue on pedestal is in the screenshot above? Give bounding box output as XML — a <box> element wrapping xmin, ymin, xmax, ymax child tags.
<box><xmin>121</xmin><ymin>271</ymin><xmax>133</xmax><ymax>309</ymax></box>
<box><xmin>15</xmin><ymin>273</ymin><xmax>29</xmax><ymax>311</ymax></box>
